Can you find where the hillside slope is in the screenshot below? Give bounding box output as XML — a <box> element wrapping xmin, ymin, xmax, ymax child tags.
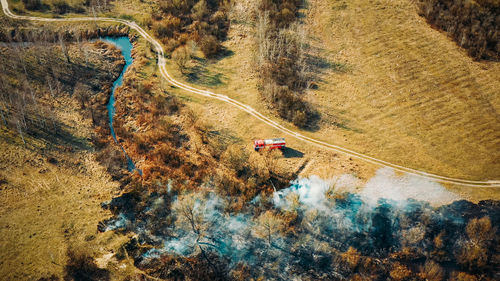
<box><xmin>168</xmin><ymin>0</ymin><xmax>499</xmax><ymax>181</ymax></box>
<box><xmin>299</xmin><ymin>0</ymin><xmax>500</xmax><ymax>180</ymax></box>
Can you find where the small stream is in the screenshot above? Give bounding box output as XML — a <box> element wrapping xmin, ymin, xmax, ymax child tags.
<box><xmin>100</xmin><ymin>36</ymin><xmax>139</xmax><ymax>173</ymax></box>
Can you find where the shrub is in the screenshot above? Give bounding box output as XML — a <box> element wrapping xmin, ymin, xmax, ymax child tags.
<box><xmin>199</xmin><ymin>35</ymin><xmax>220</xmax><ymax>57</ymax></box>
<box><xmin>210</xmin><ymin>10</ymin><xmax>229</xmax><ymax>40</ymax></box>
<box><xmin>191</xmin><ymin>0</ymin><xmax>209</xmax><ymax>21</ymax></box>
<box><xmin>152</xmin><ymin>16</ymin><xmax>181</xmax><ymax>39</ymax></box>
<box><xmin>22</xmin><ymin>0</ymin><xmax>42</xmax><ymax>10</ymax></box>
<box><xmin>52</xmin><ymin>0</ymin><xmax>70</xmax><ymax>14</ymax></box>
<box><xmin>341</xmin><ymin>247</ymin><xmax>361</xmax><ymax>270</ymax></box>
<box><xmin>64</xmin><ymin>248</ymin><xmax>110</xmax><ymax>281</ymax></box>
<box><xmin>221</xmin><ymin>145</ymin><xmax>249</xmax><ymax>176</ymax></box>
<box><xmin>292</xmin><ymin>110</ymin><xmax>307</xmax><ymax>127</ymax></box>
<box><xmin>457</xmin><ymin>216</ymin><xmax>495</xmax><ymax>271</ymax></box>
<box><xmin>260</xmin><ymin>79</ymin><xmax>316</xmax><ymax>128</ymax></box>
<box><xmin>418</xmin><ymin>260</ymin><xmax>444</xmax><ymax>281</ymax></box>
<box><xmin>389</xmin><ymin>262</ymin><xmax>412</xmax><ymax>281</ymax></box>
<box><xmin>450</xmin><ymin>271</ymin><xmax>479</xmax><ymax>281</ymax></box>
<box><xmin>172</xmin><ymin>45</ymin><xmax>192</xmax><ymax>73</ymax></box>
<box><xmin>165</xmin><ymin>38</ymin><xmax>181</xmax><ymax>52</ymax></box>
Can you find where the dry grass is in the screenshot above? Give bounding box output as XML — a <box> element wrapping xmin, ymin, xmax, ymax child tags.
<box><xmin>164</xmin><ymin>0</ymin><xmax>500</xmax><ymax>201</ymax></box>
<box><xmin>182</xmin><ymin>0</ymin><xmax>499</xmax><ymax>182</ymax></box>
<box><xmin>305</xmin><ymin>0</ymin><xmax>500</xmax><ymax>181</ymax></box>
<box><xmin>0</xmin><ymin>40</ymin><xmax>133</xmax><ymax>280</ymax></box>
<box><xmin>0</xmin><ymin>132</ymin><xmax>122</xmax><ymax>280</ymax></box>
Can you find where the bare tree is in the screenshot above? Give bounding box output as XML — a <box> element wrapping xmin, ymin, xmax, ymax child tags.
<box><xmin>172</xmin><ymin>193</ymin><xmax>219</xmax><ymax>272</ymax></box>
<box><xmin>172</xmin><ymin>45</ymin><xmax>191</xmax><ymax>74</ymax></box>
<box><xmin>59</xmin><ymin>33</ymin><xmax>70</xmax><ymax>63</ymax></box>
<box><xmin>256</xmin><ymin>11</ymin><xmax>271</xmax><ymax>68</ymax></box>
<box><xmin>74</xmin><ymin>82</ymin><xmax>89</xmax><ymax>109</ymax></box>
<box><xmin>46</xmin><ymin>75</ymin><xmax>56</xmax><ymax>98</ymax></box>
<box><xmin>252</xmin><ymin>210</ymin><xmax>285</xmax><ymax>246</ymax></box>
<box><xmin>458</xmin><ymin>217</ymin><xmax>495</xmax><ymax>270</ymax></box>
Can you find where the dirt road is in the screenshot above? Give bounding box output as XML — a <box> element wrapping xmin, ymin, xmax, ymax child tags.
<box><xmin>2</xmin><ymin>0</ymin><xmax>499</xmax><ymax>187</ymax></box>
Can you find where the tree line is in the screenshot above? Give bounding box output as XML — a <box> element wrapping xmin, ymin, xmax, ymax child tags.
<box><xmin>19</xmin><ymin>0</ymin><xmax>110</xmax><ymax>15</ymax></box>
<box><xmin>150</xmin><ymin>0</ymin><xmax>232</xmax><ymax>58</ymax></box>
<box><xmin>418</xmin><ymin>0</ymin><xmax>499</xmax><ymax>61</ymax></box>
<box><xmin>255</xmin><ymin>0</ymin><xmax>318</xmax><ymax>128</ymax></box>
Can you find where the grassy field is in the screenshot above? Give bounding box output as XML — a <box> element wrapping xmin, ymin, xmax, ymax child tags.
<box><xmin>4</xmin><ymin>0</ymin><xmax>500</xmax><ymax>201</ymax></box>
<box><xmin>8</xmin><ymin>0</ymin><xmax>499</xmax><ymax>184</ymax></box>
<box><xmin>0</xmin><ymin>1</ymin><xmax>499</xmax><ymax>279</ymax></box>
<box><xmin>305</xmin><ymin>0</ymin><xmax>500</xmax><ymax>181</ymax></box>
<box><xmin>176</xmin><ymin>0</ymin><xmax>500</xmax><ymax>183</ymax></box>
<box><xmin>0</xmin><ymin>132</ymin><xmax>124</xmax><ymax>280</ymax></box>
<box><xmin>0</xmin><ymin>38</ymin><xmax>138</xmax><ymax>280</ymax></box>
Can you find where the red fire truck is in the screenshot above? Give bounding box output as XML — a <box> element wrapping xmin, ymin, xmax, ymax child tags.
<box><xmin>253</xmin><ymin>138</ymin><xmax>286</xmax><ymax>151</ymax></box>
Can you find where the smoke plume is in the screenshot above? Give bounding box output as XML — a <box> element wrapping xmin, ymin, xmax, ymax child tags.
<box><xmin>101</xmin><ymin>169</ymin><xmax>500</xmax><ymax>280</ymax></box>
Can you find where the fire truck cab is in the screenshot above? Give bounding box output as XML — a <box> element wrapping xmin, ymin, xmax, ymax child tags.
<box><xmin>254</xmin><ymin>138</ymin><xmax>286</xmax><ymax>151</ymax></box>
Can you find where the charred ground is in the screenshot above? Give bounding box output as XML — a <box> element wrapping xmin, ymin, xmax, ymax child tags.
<box><xmin>101</xmin><ymin>184</ymin><xmax>500</xmax><ymax>281</ymax></box>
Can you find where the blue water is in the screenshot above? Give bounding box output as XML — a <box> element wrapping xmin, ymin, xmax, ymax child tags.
<box><xmin>100</xmin><ymin>36</ymin><xmax>140</xmax><ymax>174</ymax></box>
<box><xmin>101</xmin><ymin>36</ymin><xmax>133</xmax><ymax>141</ymax></box>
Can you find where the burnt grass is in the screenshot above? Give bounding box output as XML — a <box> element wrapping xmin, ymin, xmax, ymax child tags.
<box><xmin>100</xmin><ymin>188</ymin><xmax>500</xmax><ymax>280</ymax></box>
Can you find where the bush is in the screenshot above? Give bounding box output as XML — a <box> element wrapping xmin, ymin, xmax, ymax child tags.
<box><xmin>260</xmin><ymin>80</ymin><xmax>316</xmax><ymax>128</ymax></box>
<box><xmin>22</xmin><ymin>0</ymin><xmax>42</xmax><ymax>10</ymax></box>
<box><xmin>450</xmin><ymin>271</ymin><xmax>479</xmax><ymax>281</ymax></box>
<box><xmin>199</xmin><ymin>35</ymin><xmax>220</xmax><ymax>57</ymax></box>
<box><xmin>418</xmin><ymin>260</ymin><xmax>444</xmax><ymax>281</ymax></box>
<box><xmin>221</xmin><ymin>145</ymin><xmax>249</xmax><ymax>176</ymax></box>
<box><xmin>64</xmin><ymin>248</ymin><xmax>110</xmax><ymax>281</ymax></box>
<box><xmin>52</xmin><ymin>0</ymin><xmax>70</xmax><ymax>14</ymax></box>
<box><xmin>210</xmin><ymin>10</ymin><xmax>229</xmax><ymax>40</ymax></box>
<box><xmin>192</xmin><ymin>0</ymin><xmax>209</xmax><ymax>21</ymax></box>
<box><xmin>152</xmin><ymin>16</ymin><xmax>181</xmax><ymax>39</ymax></box>
<box><xmin>292</xmin><ymin>110</ymin><xmax>307</xmax><ymax>127</ymax></box>
<box><xmin>172</xmin><ymin>45</ymin><xmax>192</xmax><ymax>73</ymax></box>
<box><xmin>258</xmin><ymin>0</ymin><xmax>302</xmax><ymax>27</ymax></box>
<box><xmin>389</xmin><ymin>262</ymin><xmax>412</xmax><ymax>281</ymax></box>
<box><xmin>457</xmin><ymin>216</ymin><xmax>494</xmax><ymax>271</ymax></box>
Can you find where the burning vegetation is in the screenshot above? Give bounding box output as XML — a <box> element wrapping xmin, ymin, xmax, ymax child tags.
<box><xmin>101</xmin><ymin>176</ymin><xmax>500</xmax><ymax>280</ymax></box>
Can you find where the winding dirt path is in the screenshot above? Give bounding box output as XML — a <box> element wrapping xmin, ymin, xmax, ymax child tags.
<box><xmin>3</xmin><ymin>0</ymin><xmax>499</xmax><ymax>187</ymax></box>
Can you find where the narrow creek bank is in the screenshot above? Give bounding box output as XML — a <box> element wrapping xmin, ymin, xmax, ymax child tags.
<box><xmin>100</xmin><ymin>36</ymin><xmax>139</xmax><ymax>174</ymax></box>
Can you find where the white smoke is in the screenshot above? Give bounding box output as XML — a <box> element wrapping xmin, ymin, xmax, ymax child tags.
<box><xmin>273</xmin><ymin>168</ymin><xmax>461</xmax><ymax>209</ymax></box>
<box><xmin>360</xmin><ymin>167</ymin><xmax>461</xmax><ymax>205</ymax></box>
<box><xmin>105</xmin><ymin>167</ymin><xmax>465</xmax><ymax>279</ymax></box>
<box><xmin>273</xmin><ymin>175</ymin><xmax>331</xmax><ymax>208</ymax></box>
<box><xmin>104</xmin><ymin>213</ymin><xmax>129</xmax><ymax>231</ymax></box>
<box><xmin>273</xmin><ymin>174</ymin><xmax>361</xmax><ymax>209</ymax></box>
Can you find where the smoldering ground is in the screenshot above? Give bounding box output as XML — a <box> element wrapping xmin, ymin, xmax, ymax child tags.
<box><xmin>100</xmin><ymin>169</ymin><xmax>500</xmax><ymax>280</ymax></box>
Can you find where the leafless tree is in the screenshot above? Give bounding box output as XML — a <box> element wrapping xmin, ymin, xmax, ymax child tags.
<box><xmin>172</xmin><ymin>45</ymin><xmax>191</xmax><ymax>74</ymax></box>
<box><xmin>59</xmin><ymin>33</ymin><xmax>70</xmax><ymax>63</ymax></box>
<box><xmin>172</xmin><ymin>193</ymin><xmax>219</xmax><ymax>272</ymax></box>
<box><xmin>252</xmin><ymin>210</ymin><xmax>285</xmax><ymax>246</ymax></box>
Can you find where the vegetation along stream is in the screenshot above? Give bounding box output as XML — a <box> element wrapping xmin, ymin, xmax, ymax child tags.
<box><xmin>100</xmin><ymin>36</ymin><xmax>139</xmax><ymax>173</ymax></box>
